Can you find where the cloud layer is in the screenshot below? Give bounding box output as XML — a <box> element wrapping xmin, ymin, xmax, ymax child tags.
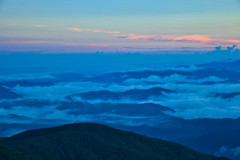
<box><xmin>115</xmin><ymin>34</ymin><xmax>240</xmax><ymax>45</ymax></box>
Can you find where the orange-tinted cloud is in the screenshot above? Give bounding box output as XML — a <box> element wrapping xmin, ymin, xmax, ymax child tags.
<box><xmin>0</xmin><ymin>40</ymin><xmax>46</xmax><ymax>44</ymax></box>
<box><xmin>67</xmin><ymin>28</ymin><xmax>119</xmax><ymax>34</ymax></box>
<box><xmin>115</xmin><ymin>34</ymin><xmax>240</xmax><ymax>45</ymax></box>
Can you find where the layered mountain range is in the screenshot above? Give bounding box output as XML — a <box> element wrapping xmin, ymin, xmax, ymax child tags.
<box><xmin>0</xmin><ymin>59</ymin><xmax>240</xmax><ymax>159</ymax></box>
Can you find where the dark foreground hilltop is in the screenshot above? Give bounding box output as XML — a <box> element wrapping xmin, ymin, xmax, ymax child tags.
<box><xmin>0</xmin><ymin>123</ymin><xmax>229</xmax><ymax>160</ymax></box>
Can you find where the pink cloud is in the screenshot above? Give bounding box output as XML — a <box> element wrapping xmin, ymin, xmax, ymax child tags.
<box><xmin>67</xmin><ymin>28</ymin><xmax>119</xmax><ymax>34</ymax></box>
<box><xmin>115</xmin><ymin>34</ymin><xmax>240</xmax><ymax>45</ymax></box>
<box><xmin>65</xmin><ymin>43</ymin><xmax>109</xmax><ymax>47</ymax></box>
<box><xmin>0</xmin><ymin>40</ymin><xmax>46</xmax><ymax>44</ymax></box>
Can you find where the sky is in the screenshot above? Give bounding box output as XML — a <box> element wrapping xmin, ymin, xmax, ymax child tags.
<box><xmin>0</xmin><ymin>0</ymin><xmax>240</xmax><ymax>54</ymax></box>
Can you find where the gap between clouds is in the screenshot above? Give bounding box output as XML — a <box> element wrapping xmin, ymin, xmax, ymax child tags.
<box><xmin>65</xmin><ymin>43</ymin><xmax>109</xmax><ymax>47</ymax></box>
<box><xmin>0</xmin><ymin>39</ymin><xmax>109</xmax><ymax>47</ymax></box>
<box><xmin>0</xmin><ymin>40</ymin><xmax>46</xmax><ymax>44</ymax></box>
<box><xmin>67</xmin><ymin>28</ymin><xmax>119</xmax><ymax>34</ymax></box>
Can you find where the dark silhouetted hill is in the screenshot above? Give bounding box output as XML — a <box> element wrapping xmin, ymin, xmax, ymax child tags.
<box><xmin>0</xmin><ymin>146</ymin><xmax>37</xmax><ymax>160</ymax></box>
<box><xmin>0</xmin><ymin>123</ymin><xmax>229</xmax><ymax>160</ymax></box>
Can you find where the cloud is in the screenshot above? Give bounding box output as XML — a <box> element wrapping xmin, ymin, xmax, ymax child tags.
<box><xmin>122</xmin><ymin>74</ymin><xmax>186</xmax><ymax>85</ymax></box>
<box><xmin>0</xmin><ymin>40</ymin><xmax>45</xmax><ymax>44</ymax></box>
<box><xmin>0</xmin><ymin>99</ymin><xmax>165</xmax><ymax>128</ymax></box>
<box><xmin>0</xmin><ymin>102</ymin><xmax>72</xmax><ymax>125</ymax></box>
<box><xmin>115</xmin><ymin>34</ymin><xmax>240</xmax><ymax>45</ymax></box>
<box><xmin>65</xmin><ymin>43</ymin><xmax>109</xmax><ymax>47</ymax></box>
<box><xmin>93</xmin><ymin>82</ymin><xmax>240</xmax><ymax>119</ymax></box>
<box><xmin>67</xmin><ymin>28</ymin><xmax>119</xmax><ymax>34</ymax></box>
<box><xmin>215</xmin><ymin>146</ymin><xmax>240</xmax><ymax>157</ymax></box>
<box><xmin>13</xmin><ymin>81</ymin><xmax>107</xmax><ymax>101</ymax></box>
<box><xmin>35</xmin><ymin>25</ymin><xmax>47</xmax><ymax>27</ymax></box>
<box><xmin>93</xmin><ymin>113</ymin><xmax>155</xmax><ymax>127</ymax></box>
<box><xmin>58</xmin><ymin>81</ymin><xmax>240</xmax><ymax>120</ymax></box>
<box><xmin>160</xmin><ymin>66</ymin><xmax>202</xmax><ymax>72</ymax></box>
<box><xmin>122</xmin><ymin>74</ymin><xmax>227</xmax><ymax>85</ymax></box>
<box><xmin>0</xmin><ymin>74</ymin><xmax>56</xmax><ymax>81</ymax></box>
<box><xmin>111</xmin><ymin>65</ymin><xmax>202</xmax><ymax>75</ymax></box>
<box><xmin>197</xmin><ymin>76</ymin><xmax>227</xmax><ymax>82</ymax></box>
<box><xmin>0</xmin><ymin>104</ymin><xmax>58</xmax><ymax>119</ymax></box>
<box><xmin>159</xmin><ymin>83</ymin><xmax>240</xmax><ymax>95</ymax></box>
<box><xmin>155</xmin><ymin>83</ymin><xmax>240</xmax><ymax>119</ymax></box>
<box><xmin>230</xmin><ymin>147</ymin><xmax>240</xmax><ymax>157</ymax></box>
<box><xmin>123</xmin><ymin>46</ymin><xmax>214</xmax><ymax>51</ymax></box>
<box><xmin>214</xmin><ymin>146</ymin><xmax>229</xmax><ymax>157</ymax></box>
<box><xmin>166</xmin><ymin>103</ymin><xmax>240</xmax><ymax>119</ymax></box>
<box><xmin>1</xmin><ymin>80</ymin><xmax>240</xmax><ymax>130</ymax></box>
<box><xmin>2</xmin><ymin>66</ymin><xmax>240</xmax><ymax>121</ymax></box>
<box><xmin>210</xmin><ymin>45</ymin><xmax>240</xmax><ymax>54</ymax></box>
<box><xmin>227</xmin><ymin>44</ymin><xmax>237</xmax><ymax>52</ymax></box>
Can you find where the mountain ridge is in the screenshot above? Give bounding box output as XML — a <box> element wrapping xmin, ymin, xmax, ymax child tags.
<box><xmin>0</xmin><ymin>123</ymin><xmax>230</xmax><ymax>160</ymax></box>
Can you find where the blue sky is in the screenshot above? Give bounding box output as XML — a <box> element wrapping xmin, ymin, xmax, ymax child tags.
<box><xmin>0</xmin><ymin>0</ymin><xmax>240</xmax><ymax>53</ymax></box>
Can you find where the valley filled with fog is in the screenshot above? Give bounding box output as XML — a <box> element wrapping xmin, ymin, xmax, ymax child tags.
<box><xmin>1</xmin><ymin>53</ymin><xmax>240</xmax><ymax>159</ymax></box>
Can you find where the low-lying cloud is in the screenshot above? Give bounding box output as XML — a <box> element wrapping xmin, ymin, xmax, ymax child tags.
<box><xmin>13</xmin><ymin>81</ymin><xmax>106</xmax><ymax>101</ymax></box>
<box><xmin>160</xmin><ymin>65</ymin><xmax>202</xmax><ymax>72</ymax></box>
<box><xmin>8</xmin><ymin>73</ymin><xmax>240</xmax><ymax>120</ymax></box>
<box><xmin>215</xmin><ymin>146</ymin><xmax>240</xmax><ymax>158</ymax></box>
<box><xmin>122</xmin><ymin>74</ymin><xmax>227</xmax><ymax>85</ymax></box>
<box><xmin>0</xmin><ymin>74</ymin><xmax>56</xmax><ymax>81</ymax></box>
